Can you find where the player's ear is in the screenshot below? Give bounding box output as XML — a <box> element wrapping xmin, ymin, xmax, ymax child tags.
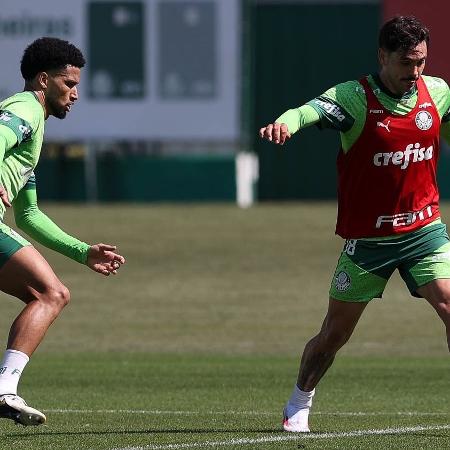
<box><xmin>37</xmin><ymin>72</ymin><xmax>49</xmax><ymax>90</ymax></box>
<box><xmin>378</xmin><ymin>48</ymin><xmax>387</xmax><ymax>66</ymax></box>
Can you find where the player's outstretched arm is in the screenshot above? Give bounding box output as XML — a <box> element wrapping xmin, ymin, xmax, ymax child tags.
<box><xmin>259</xmin><ymin>122</ymin><xmax>291</xmax><ymax>145</ymax></box>
<box><xmin>259</xmin><ymin>105</ymin><xmax>322</xmax><ymax>145</ymax></box>
<box><xmin>87</xmin><ymin>243</ymin><xmax>125</xmax><ymax>276</ymax></box>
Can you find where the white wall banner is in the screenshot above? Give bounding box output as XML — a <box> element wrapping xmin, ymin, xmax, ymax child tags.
<box><xmin>0</xmin><ymin>0</ymin><xmax>240</xmax><ymax>140</ymax></box>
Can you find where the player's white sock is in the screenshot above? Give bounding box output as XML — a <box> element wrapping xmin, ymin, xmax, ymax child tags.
<box><xmin>0</xmin><ymin>349</ymin><xmax>29</xmax><ymax>396</ymax></box>
<box><xmin>288</xmin><ymin>385</ymin><xmax>315</xmax><ymax>409</ymax></box>
<box><xmin>284</xmin><ymin>385</ymin><xmax>315</xmax><ymax>430</ymax></box>
<box><xmin>286</xmin><ymin>385</ymin><xmax>316</xmax><ymax>420</ymax></box>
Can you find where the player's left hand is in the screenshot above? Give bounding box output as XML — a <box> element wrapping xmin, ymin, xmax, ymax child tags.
<box><xmin>87</xmin><ymin>243</ymin><xmax>126</xmax><ymax>276</ymax></box>
<box><xmin>259</xmin><ymin>122</ymin><xmax>291</xmax><ymax>145</ymax></box>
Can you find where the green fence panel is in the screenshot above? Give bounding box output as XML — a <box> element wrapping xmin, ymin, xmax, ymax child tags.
<box><xmin>437</xmin><ymin>144</ymin><xmax>450</xmax><ymax>199</ymax></box>
<box><xmin>251</xmin><ymin>2</ymin><xmax>381</xmax><ymax>200</ymax></box>
<box><xmin>96</xmin><ymin>154</ymin><xmax>236</xmax><ymax>202</ymax></box>
<box><xmin>36</xmin><ymin>154</ymin><xmax>235</xmax><ymax>202</ymax></box>
<box><xmin>35</xmin><ymin>157</ymin><xmax>86</xmax><ymax>201</ymax></box>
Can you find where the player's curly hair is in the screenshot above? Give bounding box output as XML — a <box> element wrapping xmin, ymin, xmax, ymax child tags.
<box><xmin>20</xmin><ymin>37</ymin><xmax>85</xmax><ymax>81</ymax></box>
<box><xmin>379</xmin><ymin>16</ymin><xmax>429</xmax><ymax>53</ymax></box>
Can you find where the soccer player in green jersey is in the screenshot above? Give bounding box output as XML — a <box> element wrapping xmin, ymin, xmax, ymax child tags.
<box><xmin>0</xmin><ymin>37</ymin><xmax>125</xmax><ymax>426</ymax></box>
<box><xmin>260</xmin><ymin>16</ymin><xmax>450</xmax><ymax>432</ymax></box>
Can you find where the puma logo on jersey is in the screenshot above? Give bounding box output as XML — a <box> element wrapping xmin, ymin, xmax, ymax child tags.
<box><xmin>376</xmin><ymin>120</ymin><xmax>390</xmax><ymax>132</ymax></box>
<box><xmin>373</xmin><ymin>143</ymin><xmax>433</xmax><ymax>170</ymax></box>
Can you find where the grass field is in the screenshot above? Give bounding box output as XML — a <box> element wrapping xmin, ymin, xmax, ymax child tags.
<box><xmin>0</xmin><ymin>203</ymin><xmax>448</xmax><ymax>449</ymax></box>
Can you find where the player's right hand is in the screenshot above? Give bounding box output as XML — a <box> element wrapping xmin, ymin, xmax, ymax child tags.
<box><xmin>259</xmin><ymin>122</ymin><xmax>291</xmax><ymax>145</ymax></box>
<box><xmin>0</xmin><ymin>185</ymin><xmax>11</xmax><ymax>208</ymax></box>
<box><xmin>87</xmin><ymin>243</ymin><xmax>126</xmax><ymax>276</ymax></box>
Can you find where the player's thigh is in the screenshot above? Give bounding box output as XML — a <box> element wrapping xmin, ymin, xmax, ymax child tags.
<box><xmin>329</xmin><ymin>242</ymin><xmax>392</xmax><ymax>302</ymax></box>
<box><xmin>399</xmin><ymin>241</ymin><xmax>450</xmax><ymax>298</ymax></box>
<box><xmin>416</xmin><ymin>278</ymin><xmax>450</xmax><ymax>321</ymax></box>
<box><xmin>0</xmin><ymin>228</ymin><xmax>62</xmax><ymax>302</ymax></box>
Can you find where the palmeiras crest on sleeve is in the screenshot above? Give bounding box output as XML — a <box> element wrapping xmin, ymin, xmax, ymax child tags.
<box><xmin>415</xmin><ymin>110</ymin><xmax>433</xmax><ymax>130</ymax></box>
<box><xmin>335</xmin><ymin>271</ymin><xmax>351</xmax><ymax>291</ymax></box>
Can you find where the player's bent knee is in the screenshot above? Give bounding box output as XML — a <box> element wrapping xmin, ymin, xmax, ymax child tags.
<box><xmin>436</xmin><ymin>301</ymin><xmax>450</xmax><ymax>319</ymax></box>
<box><xmin>320</xmin><ymin>328</ymin><xmax>351</xmax><ymax>351</ymax></box>
<box><xmin>41</xmin><ymin>284</ymin><xmax>71</xmax><ymax>310</ymax></box>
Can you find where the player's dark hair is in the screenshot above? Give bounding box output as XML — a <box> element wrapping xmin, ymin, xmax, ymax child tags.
<box><xmin>379</xmin><ymin>16</ymin><xmax>429</xmax><ymax>53</ymax></box>
<box><xmin>20</xmin><ymin>37</ymin><xmax>85</xmax><ymax>81</ymax></box>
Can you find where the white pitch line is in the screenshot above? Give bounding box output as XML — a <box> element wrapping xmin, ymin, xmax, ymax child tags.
<box><xmin>111</xmin><ymin>425</ymin><xmax>450</xmax><ymax>450</ymax></box>
<box><xmin>43</xmin><ymin>408</ymin><xmax>449</xmax><ymax>417</ymax></box>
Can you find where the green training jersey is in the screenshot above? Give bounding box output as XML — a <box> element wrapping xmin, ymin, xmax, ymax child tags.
<box><xmin>0</xmin><ymin>91</ymin><xmax>43</xmax><ymax>216</ymax></box>
<box><xmin>0</xmin><ymin>91</ymin><xmax>90</xmax><ymax>264</ymax></box>
<box><xmin>276</xmin><ymin>74</ymin><xmax>450</xmax><ymax>152</ymax></box>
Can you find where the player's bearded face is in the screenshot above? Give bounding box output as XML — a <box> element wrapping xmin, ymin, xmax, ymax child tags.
<box><xmin>46</xmin><ymin>66</ymin><xmax>81</xmax><ymax>119</ymax></box>
<box><xmin>378</xmin><ymin>41</ymin><xmax>427</xmax><ymax>96</ymax></box>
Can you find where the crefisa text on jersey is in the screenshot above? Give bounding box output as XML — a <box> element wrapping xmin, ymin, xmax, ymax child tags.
<box><xmin>373</xmin><ymin>142</ymin><xmax>433</xmax><ymax>170</ymax></box>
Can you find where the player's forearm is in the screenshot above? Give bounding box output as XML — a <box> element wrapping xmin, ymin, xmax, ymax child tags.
<box><xmin>275</xmin><ymin>105</ymin><xmax>321</xmax><ymax>135</ymax></box>
<box><xmin>15</xmin><ymin>205</ymin><xmax>90</xmax><ymax>264</ymax></box>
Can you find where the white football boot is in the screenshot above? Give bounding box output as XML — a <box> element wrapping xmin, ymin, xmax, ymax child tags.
<box><xmin>0</xmin><ymin>394</ymin><xmax>46</xmax><ymax>426</ymax></box>
<box><xmin>282</xmin><ymin>403</ymin><xmax>311</xmax><ymax>432</ymax></box>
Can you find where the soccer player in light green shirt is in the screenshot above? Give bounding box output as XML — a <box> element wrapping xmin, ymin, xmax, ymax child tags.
<box><xmin>0</xmin><ymin>37</ymin><xmax>125</xmax><ymax>426</ymax></box>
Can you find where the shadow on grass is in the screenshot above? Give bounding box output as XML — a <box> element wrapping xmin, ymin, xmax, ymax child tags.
<box><xmin>2</xmin><ymin>427</ymin><xmax>283</xmax><ymax>438</ymax></box>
